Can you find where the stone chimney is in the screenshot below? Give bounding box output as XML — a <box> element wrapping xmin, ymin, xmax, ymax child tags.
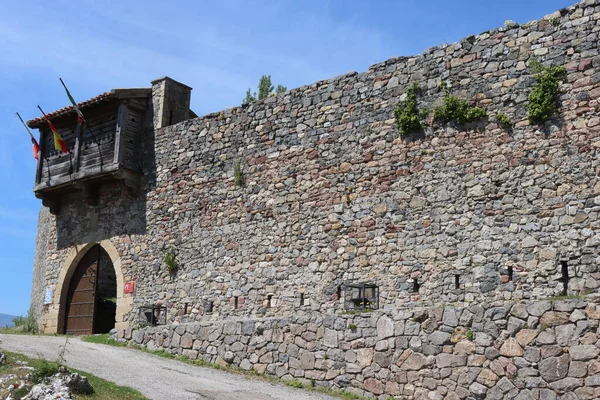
<box><xmin>150</xmin><ymin>77</ymin><xmax>193</xmax><ymax>129</ymax></box>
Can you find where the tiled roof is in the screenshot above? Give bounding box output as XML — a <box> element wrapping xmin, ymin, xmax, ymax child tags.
<box><xmin>27</xmin><ymin>92</ymin><xmax>114</xmax><ymax>128</ymax></box>
<box><xmin>26</xmin><ymin>88</ymin><xmax>152</xmax><ymax>128</ymax></box>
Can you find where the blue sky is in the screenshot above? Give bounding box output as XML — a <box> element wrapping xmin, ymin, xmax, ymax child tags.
<box><xmin>0</xmin><ymin>0</ymin><xmax>575</xmax><ymax>316</ymax></box>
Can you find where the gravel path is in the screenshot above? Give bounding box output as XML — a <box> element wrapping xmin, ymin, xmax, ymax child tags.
<box><xmin>0</xmin><ymin>334</ymin><xmax>338</xmax><ymax>400</ymax></box>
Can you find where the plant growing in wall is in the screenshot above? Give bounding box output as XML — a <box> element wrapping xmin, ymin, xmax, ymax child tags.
<box><xmin>164</xmin><ymin>247</ymin><xmax>177</xmax><ymax>275</ymax></box>
<box><xmin>233</xmin><ymin>160</ymin><xmax>245</xmax><ymax>187</ymax></box>
<box><xmin>394</xmin><ymin>83</ymin><xmax>428</xmax><ymax>136</ymax></box>
<box><xmin>494</xmin><ymin>112</ymin><xmax>512</xmax><ymax>129</ymax></box>
<box><xmin>243</xmin><ymin>75</ymin><xmax>287</xmax><ymax>104</ymax></box>
<box><xmin>527</xmin><ymin>60</ymin><xmax>566</xmax><ymax>125</ymax></box>
<box><xmin>433</xmin><ymin>81</ymin><xmax>488</xmax><ymax>124</ymax></box>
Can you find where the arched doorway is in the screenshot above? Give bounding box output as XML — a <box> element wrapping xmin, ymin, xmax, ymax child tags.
<box><xmin>63</xmin><ymin>244</ymin><xmax>117</xmax><ymax>335</ymax></box>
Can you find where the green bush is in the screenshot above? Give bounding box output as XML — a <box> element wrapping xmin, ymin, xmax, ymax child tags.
<box><xmin>433</xmin><ymin>82</ymin><xmax>487</xmax><ymax>124</ymax></box>
<box><xmin>494</xmin><ymin>112</ymin><xmax>512</xmax><ymax>128</ymax></box>
<box><xmin>394</xmin><ymin>83</ymin><xmax>427</xmax><ymax>135</ymax></box>
<box><xmin>30</xmin><ymin>359</ymin><xmax>59</xmax><ymax>383</ymax></box>
<box><xmin>12</xmin><ymin>307</ymin><xmax>39</xmax><ymax>334</ymax></box>
<box><xmin>527</xmin><ymin>60</ymin><xmax>566</xmax><ymax>125</ymax></box>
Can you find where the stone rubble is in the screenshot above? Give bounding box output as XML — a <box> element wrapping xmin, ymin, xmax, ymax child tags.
<box><xmin>23</xmin><ymin>369</ymin><xmax>93</xmax><ymax>400</ymax></box>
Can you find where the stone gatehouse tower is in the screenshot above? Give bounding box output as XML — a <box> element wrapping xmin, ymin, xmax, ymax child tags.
<box><xmin>30</xmin><ymin>0</ymin><xmax>599</xmax><ymax>336</ymax></box>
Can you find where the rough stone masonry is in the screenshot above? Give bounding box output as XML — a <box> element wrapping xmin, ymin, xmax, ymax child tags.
<box><xmin>31</xmin><ymin>0</ymin><xmax>600</xmax><ymax>397</ymax></box>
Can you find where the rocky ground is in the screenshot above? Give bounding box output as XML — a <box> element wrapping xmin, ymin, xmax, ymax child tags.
<box><xmin>0</xmin><ymin>349</ymin><xmax>93</xmax><ymax>400</ymax></box>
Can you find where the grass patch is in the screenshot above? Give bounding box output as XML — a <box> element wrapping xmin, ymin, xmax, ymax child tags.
<box><xmin>0</xmin><ymin>351</ymin><xmax>148</xmax><ymax>400</ymax></box>
<box><xmin>82</xmin><ymin>334</ymin><xmax>128</xmax><ymax>347</ymax></box>
<box><xmin>81</xmin><ymin>335</ymin><xmax>369</xmax><ymax>399</ymax></box>
<box><xmin>70</xmin><ymin>367</ymin><xmax>148</xmax><ymax>399</ymax></box>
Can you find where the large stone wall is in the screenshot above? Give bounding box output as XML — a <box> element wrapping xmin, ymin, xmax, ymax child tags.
<box><xmin>32</xmin><ymin>0</ymin><xmax>600</xmax><ymax>329</ymax></box>
<box><xmin>122</xmin><ymin>297</ymin><xmax>600</xmax><ymax>399</ymax></box>
<box><xmin>135</xmin><ymin>0</ymin><xmax>599</xmax><ymax>320</ymax></box>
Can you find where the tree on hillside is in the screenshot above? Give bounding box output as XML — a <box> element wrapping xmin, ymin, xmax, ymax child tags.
<box><xmin>243</xmin><ymin>75</ymin><xmax>287</xmax><ymax>104</ymax></box>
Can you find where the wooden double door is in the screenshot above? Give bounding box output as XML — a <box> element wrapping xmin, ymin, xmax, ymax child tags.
<box><xmin>63</xmin><ymin>245</ymin><xmax>106</xmax><ymax>335</ymax></box>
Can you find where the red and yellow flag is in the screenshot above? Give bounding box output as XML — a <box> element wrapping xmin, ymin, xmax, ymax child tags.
<box><xmin>37</xmin><ymin>106</ymin><xmax>68</xmax><ymax>153</ymax></box>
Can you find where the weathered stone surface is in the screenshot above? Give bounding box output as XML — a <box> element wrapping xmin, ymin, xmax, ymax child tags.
<box><xmin>323</xmin><ymin>328</ymin><xmax>338</xmax><ymax>348</ymax></box>
<box><xmin>363</xmin><ymin>378</ymin><xmax>384</xmax><ymax>395</ymax></box>
<box><xmin>528</xmin><ymin>302</ymin><xmax>553</xmax><ymax>317</ymax></box>
<box><xmin>180</xmin><ymin>332</ymin><xmax>193</xmax><ymax>349</ymax></box>
<box><xmin>429</xmin><ymin>331</ymin><xmax>451</xmax><ymax>346</ymax></box>
<box><xmin>540</xmin><ymin>312</ymin><xmax>570</xmax><ymax>327</ymax></box>
<box><xmin>376</xmin><ymin>316</ymin><xmax>394</xmax><ymax>340</ymax></box>
<box><xmin>477</xmin><ymin>368</ymin><xmax>499</xmax><ymax>387</ymax></box>
<box><xmin>356</xmin><ymin>348</ymin><xmax>374</xmax><ymax>368</ymax></box>
<box><xmin>585</xmin><ymin>374</ymin><xmax>600</xmax><ymax>386</ymax></box>
<box><xmin>516</xmin><ymin>329</ymin><xmax>539</xmax><ymax>346</ymax></box>
<box><xmin>547</xmin><ymin>377</ymin><xmax>583</xmax><ymax>393</ymax></box>
<box><xmin>299</xmin><ymin>350</ymin><xmax>315</xmax><ymax>370</ymax></box>
<box><xmin>569</xmin><ymin>345</ymin><xmax>599</xmax><ymax>361</ymax></box>
<box><xmin>400</xmin><ymin>352</ymin><xmax>427</xmax><ymax>371</ymax></box>
<box><xmin>500</xmin><ymin>338</ymin><xmax>524</xmax><ymax>357</ymax></box>
<box><xmin>436</xmin><ymin>354</ymin><xmax>467</xmax><ymax>368</ymax></box>
<box><xmin>470</xmin><ymin>382</ymin><xmax>488</xmax><ymax>398</ymax></box>
<box><xmin>539</xmin><ymin>355</ymin><xmax>570</xmax><ymax>382</ymax></box>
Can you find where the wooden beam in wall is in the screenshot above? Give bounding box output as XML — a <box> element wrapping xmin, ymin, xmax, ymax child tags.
<box><xmin>114</xmin><ymin>101</ymin><xmax>128</xmax><ymax>165</ymax></box>
<box><xmin>73</xmin><ymin>122</ymin><xmax>83</xmax><ymax>173</ymax></box>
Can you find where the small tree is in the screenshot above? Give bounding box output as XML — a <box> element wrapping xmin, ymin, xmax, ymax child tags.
<box><xmin>243</xmin><ymin>75</ymin><xmax>287</xmax><ymax>104</ymax></box>
<box><xmin>258</xmin><ymin>75</ymin><xmax>274</xmax><ymax>100</ymax></box>
<box><xmin>243</xmin><ymin>88</ymin><xmax>256</xmax><ymax>104</ymax></box>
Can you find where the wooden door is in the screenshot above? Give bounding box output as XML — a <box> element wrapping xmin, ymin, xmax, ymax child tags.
<box><xmin>64</xmin><ymin>245</ymin><xmax>100</xmax><ymax>335</ymax></box>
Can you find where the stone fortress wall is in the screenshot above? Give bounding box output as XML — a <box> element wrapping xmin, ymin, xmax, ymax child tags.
<box><xmin>30</xmin><ymin>0</ymin><xmax>600</xmax><ymax>396</ymax></box>
<box><xmin>137</xmin><ymin>0</ymin><xmax>598</xmax><ymax>319</ymax></box>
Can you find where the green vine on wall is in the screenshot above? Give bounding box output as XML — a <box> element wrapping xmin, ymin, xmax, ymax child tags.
<box><xmin>394</xmin><ymin>83</ymin><xmax>428</xmax><ymax>135</ymax></box>
<box><xmin>233</xmin><ymin>160</ymin><xmax>245</xmax><ymax>187</ymax></box>
<box><xmin>527</xmin><ymin>60</ymin><xmax>566</xmax><ymax>125</ymax></box>
<box><xmin>433</xmin><ymin>81</ymin><xmax>487</xmax><ymax>124</ymax></box>
<box><xmin>164</xmin><ymin>247</ymin><xmax>178</xmax><ymax>275</ymax></box>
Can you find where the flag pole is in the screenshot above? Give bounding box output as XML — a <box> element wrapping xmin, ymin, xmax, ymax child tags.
<box><xmin>15</xmin><ymin>112</ymin><xmax>41</xmax><ymax>160</ymax></box>
<box><xmin>15</xmin><ymin>112</ymin><xmax>36</xmax><ymax>141</ymax></box>
<box><xmin>58</xmin><ymin>77</ymin><xmax>101</xmax><ymax>147</ymax></box>
<box><xmin>37</xmin><ymin>105</ymin><xmax>69</xmax><ymax>154</ymax></box>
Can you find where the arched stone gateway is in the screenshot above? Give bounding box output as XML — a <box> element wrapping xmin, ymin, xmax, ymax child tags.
<box><xmin>43</xmin><ymin>240</ymin><xmax>132</xmax><ymax>334</ymax></box>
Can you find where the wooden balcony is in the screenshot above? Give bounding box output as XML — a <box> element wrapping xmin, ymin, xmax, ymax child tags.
<box><xmin>28</xmin><ymin>89</ymin><xmax>151</xmax><ymax>214</ymax></box>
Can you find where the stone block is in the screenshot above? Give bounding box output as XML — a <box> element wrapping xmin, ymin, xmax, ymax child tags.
<box><xmin>323</xmin><ymin>328</ymin><xmax>338</xmax><ymax>348</ymax></box>
<box><xmin>436</xmin><ymin>354</ymin><xmax>467</xmax><ymax>368</ymax></box>
<box><xmin>569</xmin><ymin>345</ymin><xmax>600</xmax><ymax>361</ymax></box>
<box><xmin>516</xmin><ymin>329</ymin><xmax>539</xmax><ymax>346</ymax></box>
<box><xmin>377</xmin><ymin>315</ymin><xmax>394</xmax><ymax>340</ymax></box>
<box><xmin>428</xmin><ymin>331</ymin><xmax>451</xmax><ymax>345</ymax></box>
<box><xmin>539</xmin><ymin>354</ymin><xmax>570</xmax><ymax>382</ymax></box>
<box><xmin>399</xmin><ymin>352</ymin><xmax>426</xmax><ymax>370</ymax></box>
<box><xmin>499</xmin><ymin>338</ymin><xmax>523</xmax><ymax>357</ymax></box>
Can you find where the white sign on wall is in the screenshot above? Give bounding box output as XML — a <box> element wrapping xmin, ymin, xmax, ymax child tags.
<box><xmin>43</xmin><ymin>287</ymin><xmax>53</xmax><ymax>305</ymax></box>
